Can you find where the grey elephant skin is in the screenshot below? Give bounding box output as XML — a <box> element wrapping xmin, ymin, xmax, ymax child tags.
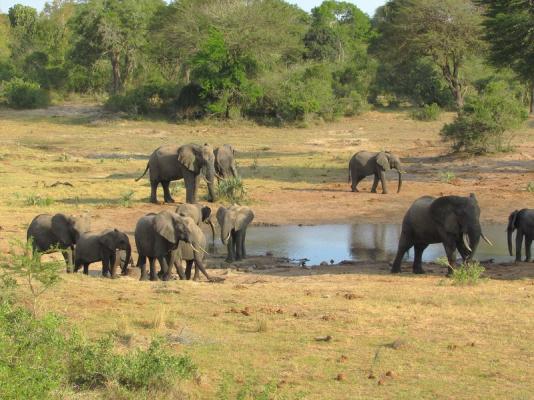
<box><xmin>27</xmin><ymin>213</ymin><xmax>90</xmax><ymax>269</ymax></box>
<box><xmin>348</xmin><ymin>151</ymin><xmax>402</xmax><ymax>194</ymax></box>
<box><xmin>391</xmin><ymin>194</ymin><xmax>492</xmax><ymax>274</ymax></box>
<box><xmin>136</xmin><ymin>143</ymin><xmax>217</xmax><ymax>204</ymax></box>
<box><xmin>507</xmin><ymin>209</ymin><xmax>534</xmax><ymax>262</ymax></box>
<box><xmin>216</xmin><ymin>205</ymin><xmax>254</xmax><ymax>262</ymax></box>
<box><xmin>134</xmin><ymin>211</ymin><xmax>214</xmax><ymax>281</ymax></box>
<box><xmin>214</xmin><ymin>144</ymin><xmax>238</xmax><ymax>180</ymax></box>
<box><xmin>74</xmin><ymin>228</ymin><xmax>132</xmax><ymax>278</ymax></box>
<box><xmin>173</xmin><ymin>217</ymin><xmax>209</xmax><ymax>281</ymax></box>
<box><xmin>175</xmin><ymin>203</ymin><xmax>215</xmax><ymax>247</ymax></box>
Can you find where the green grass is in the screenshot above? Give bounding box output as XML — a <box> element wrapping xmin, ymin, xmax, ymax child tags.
<box><xmin>439</xmin><ymin>171</ymin><xmax>456</xmax><ymax>184</ymax></box>
<box><xmin>217</xmin><ymin>176</ymin><xmax>248</xmax><ymax>204</ymax></box>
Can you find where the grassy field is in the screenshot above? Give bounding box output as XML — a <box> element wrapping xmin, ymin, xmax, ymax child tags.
<box><xmin>1</xmin><ymin>104</ymin><xmax>533</xmax><ymax>399</ymax></box>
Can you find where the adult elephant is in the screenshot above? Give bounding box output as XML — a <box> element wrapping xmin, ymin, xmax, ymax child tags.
<box><xmin>216</xmin><ymin>205</ymin><xmax>254</xmax><ymax>262</ymax></box>
<box><xmin>74</xmin><ymin>229</ymin><xmax>131</xmax><ymax>278</ymax></box>
<box><xmin>173</xmin><ymin>217</ymin><xmax>209</xmax><ymax>281</ymax></box>
<box><xmin>135</xmin><ymin>211</ymin><xmax>215</xmax><ymax>281</ymax></box>
<box><xmin>507</xmin><ymin>208</ymin><xmax>534</xmax><ymax>262</ymax></box>
<box><xmin>214</xmin><ymin>144</ymin><xmax>238</xmax><ymax>181</ymax></box>
<box><xmin>348</xmin><ymin>151</ymin><xmax>402</xmax><ymax>194</ymax></box>
<box><xmin>391</xmin><ymin>194</ymin><xmax>493</xmax><ymax>275</ymax></box>
<box><xmin>27</xmin><ymin>213</ymin><xmax>91</xmax><ymax>270</ymax></box>
<box><xmin>136</xmin><ymin>143</ymin><xmax>217</xmax><ymax>204</ymax></box>
<box><xmin>175</xmin><ymin>203</ymin><xmax>215</xmax><ymax>247</ymax></box>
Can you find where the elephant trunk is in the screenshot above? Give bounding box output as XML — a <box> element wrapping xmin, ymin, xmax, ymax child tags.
<box><xmin>204</xmin><ymin>163</ymin><xmax>217</xmax><ymax>202</ymax></box>
<box><xmin>396</xmin><ymin>169</ymin><xmax>402</xmax><ymax>193</ymax></box>
<box><xmin>507</xmin><ymin>228</ymin><xmax>514</xmax><ymax>257</ymax></box>
<box><xmin>207</xmin><ymin>219</ymin><xmax>216</xmax><ymax>247</ymax></box>
<box><xmin>465</xmin><ymin>225</ymin><xmax>481</xmax><ymax>260</ymax></box>
<box><xmin>122</xmin><ymin>242</ymin><xmax>132</xmax><ymax>275</ymax></box>
<box><xmin>221</xmin><ymin>223</ymin><xmax>231</xmax><ymax>245</ymax></box>
<box><xmin>507</xmin><ymin>211</ymin><xmax>518</xmax><ymax>256</ymax></box>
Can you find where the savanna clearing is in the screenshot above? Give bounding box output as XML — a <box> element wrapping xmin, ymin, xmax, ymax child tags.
<box><xmin>1</xmin><ymin>105</ymin><xmax>533</xmax><ymax>399</ymax></box>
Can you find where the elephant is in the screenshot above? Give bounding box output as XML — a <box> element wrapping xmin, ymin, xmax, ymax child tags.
<box><xmin>135</xmin><ymin>143</ymin><xmax>217</xmax><ymax>204</ymax></box>
<box><xmin>74</xmin><ymin>229</ymin><xmax>132</xmax><ymax>278</ymax></box>
<box><xmin>175</xmin><ymin>203</ymin><xmax>215</xmax><ymax>247</ymax></box>
<box><xmin>27</xmin><ymin>213</ymin><xmax>91</xmax><ymax>270</ymax></box>
<box><xmin>173</xmin><ymin>217</ymin><xmax>208</xmax><ymax>281</ymax></box>
<box><xmin>391</xmin><ymin>194</ymin><xmax>493</xmax><ymax>275</ymax></box>
<box><xmin>214</xmin><ymin>144</ymin><xmax>238</xmax><ymax>181</ymax></box>
<box><xmin>507</xmin><ymin>209</ymin><xmax>534</xmax><ymax>262</ymax></box>
<box><xmin>134</xmin><ymin>210</ymin><xmax>215</xmax><ymax>281</ymax></box>
<box><xmin>348</xmin><ymin>151</ymin><xmax>402</xmax><ymax>194</ymax></box>
<box><xmin>216</xmin><ymin>205</ymin><xmax>254</xmax><ymax>262</ymax></box>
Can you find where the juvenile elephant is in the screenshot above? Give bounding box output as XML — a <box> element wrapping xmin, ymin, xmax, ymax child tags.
<box><xmin>135</xmin><ymin>211</ymin><xmax>214</xmax><ymax>281</ymax></box>
<box><xmin>27</xmin><ymin>213</ymin><xmax>91</xmax><ymax>269</ymax></box>
<box><xmin>136</xmin><ymin>143</ymin><xmax>217</xmax><ymax>204</ymax></box>
<box><xmin>74</xmin><ymin>229</ymin><xmax>132</xmax><ymax>278</ymax></box>
<box><xmin>173</xmin><ymin>217</ymin><xmax>208</xmax><ymax>281</ymax></box>
<box><xmin>175</xmin><ymin>203</ymin><xmax>215</xmax><ymax>247</ymax></box>
<box><xmin>214</xmin><ymin>144</ymin><xmax>238</xmax><ymax>181</ymax></box>
<box><xmin>348</xmin><ymin>151</ymin><xmax>402</xmax><ymax>194</ymax></box>
<box><xmin>216</xmin><ymin>205</ymin><xmax>254</xmax><ymax>262</ymax></box>
<box><xmin>507</xmin><ymin>209</ymin><xmax>534</xmax><ymax>262</ymax></box>
<box><xmin>391</xmin><ymin>194</ymin><xmax>492</xmax><ymax>274</ymax></box>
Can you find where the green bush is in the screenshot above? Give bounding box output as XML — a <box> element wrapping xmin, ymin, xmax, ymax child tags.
<box><xmin>451</xmin><ymin>261</ymin><xmax>486</xmax><ymax>286</ymax></box>
<box><xmin>106</xmin><ymin>81</ymin><xmax>179</xmax><ymax>115</ymax></box>
<box><xmin>411</xmin><ymin>103</ymin><xmax>441</xmax><ymax>121</ymax></box>
<box><xmin>217</xmin><ymin>177</ymin><xmax>248</xmax><ymax>204</ymax></box>
<box><xmin>2</xmin><ymin>78</ymin><xmax>50</xmax><ymax>109</ymax></box>
<box><xmin>441</xmin><ymin>81</ymin><xmax>528</xmax><ymax>154</ymax></box>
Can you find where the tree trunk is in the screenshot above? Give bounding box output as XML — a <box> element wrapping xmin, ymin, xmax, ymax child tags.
<box><xmin>110</xmin><ymin>51</ymin><xmax>122</xmax><ymax>94</ymax></box>
<box><xmin>530</xmin><ymin>81</ymin><xmax>534</xmax><ymax>114</ymax></box>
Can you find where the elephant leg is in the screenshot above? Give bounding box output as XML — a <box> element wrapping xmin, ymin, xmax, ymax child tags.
<box><xmin>62</xmin><ymin>248</ymin><xmax>73</xmax><ymax>272</ymax></box>
<box><xmin>185</xmin><ymin>260</ymin><xmax>193</xmax><ymax>280</ymax></box>
<box><xmin>225</xmin><ymin>236</ymin><xmax>235</xmax><ymax>263</ymax></box>
<box><xmin>138</xmin><ymin>255</ymin><xmax>149</xmax><ymax>281</ymax></box>
<box><xmin>443</xmin><ymin>240</ymin><xmax>457</xmax><ymax>276</ymax></box>
<box><xmin>370</xmin><ymin>174</ymin><xmax>379</xmax><ymax>193</ymax></box>
<box><xmin>379</xmin><ymin>170</ymin><xmax>388</xmax><ymax>194</ymax></box>
<box><xmin>109</xmin><ymin>251</ymin><xmax>118</xmax><ymax>279</ymax></box>
<box><xmin>101</xmin><ymin>256</ymin><xmax>111</xmax><ymax>278</ymax></box>
<box><xmin>412</xmin><ymin>244</ymin><xmax>427</xmax><ymax>274</ymax></box>
<box><xmin>391</xmin><ymin>236</ymin><xmax>411</xmax><ymax>273</ymax></box>
<box><xmin>524</xmin><ymin>236</ymin><xmax>532</xmax><ymax>262</ymax></box>
<box><xmin>230</xmin><ymin>164</ymin><xmax>238</xmax><ymax>178</ymax></box>
<box><xmin>162</xmin><ymin>181</ymin><xmax>175</xmax><ymax>203</ymax></box>
<box><xmin>158</xmin><ymin>256</ymin><xmax>171</xmax><ymax>281</ymax></box>
<box><xmin>456</xmin><ymin>239</ymin><xmax>470</xmax><ymax>263</ymax></box>
<box><xmin>241</xmin><ymin>229</ymin><xmax>247</xmax><ymax>259</ymax></box>
<box><xmin>193</xmin><ymin>262</ymin><xmax>200</xmax><ymax>281</ymax></box>
<box><xmin>515</xmin><ymin>231</ymin><xmax>523</xmax><ymax>262</ymax></box>
<box><xmin>83</xmin><ymin>263</ymin><xmax>90</xmax><ymax>275</ymax></box>
<box><xmin>149</xmin><ymin>257</ymin><xmax>158</xmax><ymax>281</ymax></box>
<box><xmin>150</xmin><ymin>180</ymin><xmax>159</xmax><ymax>204</ymax></box>
<box><xmin>183</xmin><ymin>170</ymin><xmax>198</xmax><ymax>204</ymax></box>
<box><xmin>174</xmin><ymin>259</ymin><xmax>186</xmax><ymax>280</ymax></box>
<box><xmin>74</xmin><ymin>259</ymin><xmax>82</xmax><ymax>273</ymax></box>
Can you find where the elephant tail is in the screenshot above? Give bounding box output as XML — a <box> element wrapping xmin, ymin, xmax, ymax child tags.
<box><xmin>507</xmin><ymin>210</ymin><xmax>519</xmax><ymax>256</ymax></box>
<box><xmin>348</xmin><ymin>163</ymin><xmax>351</xmax><ymax>183</ymax></box>
<box><xmin>135</xmin><ymin>163</ymin><xmax>149</xmax><ymax>182</ymax></box>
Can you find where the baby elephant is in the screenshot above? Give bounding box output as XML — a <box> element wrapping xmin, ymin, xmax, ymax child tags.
<box><xmin>216</xmin><ymin>205</ymin><xmax>254</xmax><ymax>262</ymax></box>
<box><xmin>74</xmin><ymin>229</ymin><xmax>132</xmax><ymax>278</ymax></box>
<box><xmin>507</xmin><ymin>209</ymin><xmax>534</xmax><ymax>262</ymax></box>
<box><xmin>173</xmin><ymin>217</ymin><xmax>208</xmax><ymax>281</ymax></box>
<box><xmin>348</xmin><ymin>151</ymin><xmax>402</xmax><ymax>194</ymax></box>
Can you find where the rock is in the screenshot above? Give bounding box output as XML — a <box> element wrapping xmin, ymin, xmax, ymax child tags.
<box><xmin>315</xmin><ymin>335</ymin><xmax>332</xmax><ymax>342</ymax></box>
<box><xmin>385</xmin><ymin>371</ymin><xmax>395</xmax><ymax>378</ymax></box>
<box><xmin>335</xmin><ymin>373</ymin><xmax>346</xmax><ymax>381</ymax></box>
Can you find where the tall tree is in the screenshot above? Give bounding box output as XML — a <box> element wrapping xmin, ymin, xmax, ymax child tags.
<box><xmin>373</xmin><ymin>0</ymin><xmax>484</xmax><ymax>110</ymax></box>
<box><xmin>479</xmin><ymin>0</ymin><xmax>534</xmax><ymax>113</ymax></box>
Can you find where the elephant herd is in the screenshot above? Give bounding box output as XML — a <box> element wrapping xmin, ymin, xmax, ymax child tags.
<box><xmin>25</xmin><ymin>142</ymin><xmax>533</xmax><ymax>281</ymax></box>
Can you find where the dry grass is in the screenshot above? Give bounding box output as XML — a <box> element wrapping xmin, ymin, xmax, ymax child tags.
<box><xmin>1</xmin><ymin>105</ymin><xmax>533</xmax><ymax>398</ymax></box>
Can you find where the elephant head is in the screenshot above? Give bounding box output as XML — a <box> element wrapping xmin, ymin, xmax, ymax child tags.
<box><xmin>51</xmin><ymin>213</ymin><xmax>91</xmax><ymax>246</ymax></box>
<box><xmin>99</xmin><ymin>229</ymin><xmax>131</xmax><ymax>275</ymax></box>
<box><xmin>507</xmin><ymin>210</ymin><xmax>520</xmax><ymax>256</ymax></box>
<box><xmin>176</xmin><ymin>203</ymin><xmax>215</xmax><ymax>246</ymax></box>
<box><xmin>216</xmin><ymin>205</ymin><xmax>254</xmax><ymax>245</ymax></box>
<box><xmin>177</xmin><ymin>143</ymin><xmax>217</xmax><ymax>202</ymax></box>
<box><xmin>429</xmin><ymin>193</ymin><xmax>492</xmax><ymax>258</ymax></box>
<box><xmin>376</xmin><ymin>151</ymin><xmax>403</xmax><ymax>193</ymax></box>
<box><xmin>153</xmin><ymin>211</ymin><xmax>192</xmax><ymax>247</ymax></box>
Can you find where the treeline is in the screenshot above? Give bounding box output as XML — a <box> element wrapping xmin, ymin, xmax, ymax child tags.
<box><xmin>0</xmin><ymin>0</ymin><xmax>532</xmax><ymax>126</ymax></box>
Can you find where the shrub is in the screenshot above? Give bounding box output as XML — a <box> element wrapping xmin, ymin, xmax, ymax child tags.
<box><xmin>439</xmin><ymin>171</ymin><xmax>456</xmax><ymax>184</ymax></box>
<box><xmin>119</xmin><ymin>190</ymin><xmax>135</xmax><ymax>207</ymax></box>
<box><xmin>411</xmin><ymin>103</ymin><xmax>441</xmax><ymax>121</ymax></box>
<box><xmin>24</xmin><ymin>193</ymin><xmax>54</xmax><ymax>207</ymax></box>
<box><xmin>2</xmin><ymin>78</ymin><xmax>49</xmax><ymax>109</ymax></box>
<box><xmin>106</xmin><ymin>81</ymin><xmax>179</xmax><ymax>115</ymax></box>
<box><xmin>451</xmin><ymin>261</ymin><xmax>486</xmax><ymax>286</ymax></box>
<box><xmin>440</xmin><ymin>81</ymin><xmax>528</xmax><ymax>154</ymax></box>
<box><xmin>217</xmin><ymin>177</ymin><xmax>248</xmax><ymax>204</ymax></box>
<box><xmin>527</xmin><ymin>182</ymin><xmax>534</xmax><ymax>193</ymax></box>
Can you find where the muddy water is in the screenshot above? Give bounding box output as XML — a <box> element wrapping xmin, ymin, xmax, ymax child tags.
<box><xmin>213</xmin><ymin>223</ymin><xmax>511</xmax><ymax>266</ymax></box>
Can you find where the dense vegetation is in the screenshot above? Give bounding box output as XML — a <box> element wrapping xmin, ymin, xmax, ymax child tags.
<box><xmin>0</xmin><ymin>0</ymin><xmax>531</xmax><ymax>149</ymax></box>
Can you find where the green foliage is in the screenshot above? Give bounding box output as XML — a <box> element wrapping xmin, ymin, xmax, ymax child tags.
<box><xmin>216</xmin><ymin>374</ymin><xmax>279</xmax><ymax>400</ymax></box>
<box><xmin>106</xmin><ymin>80</ymin><xmax>179</xmax><ymax>115</ymax></box>
<box><xmin>441</xmin><ymin>81</ymin><xmax>528</xmax><ymax>154</ymax></box>
<box><xmin>527</xmin><ymin>182</ymin><xmax>534</xmax><ymax>193</ymax></box>
<box><xmin>439</xmin><ymin>171</ymin><xmax>456</xmax><ymax>184</ymax></box>
<box><xmin>435</xmin><ymin>257</ymin><xmax>486</xmax><ymax>285</ymax></box>
<box><xmin>24</xmin><ymin>193</ymin><xmax>55</xmax><ymax>206</ymax></box>
<box><xmin>119</xmin><ymin>190</ymin><xmax>135</xmax><ymax>207</ymax></box>
<box><xmin>411</xmin><ymin>103</ymin><xmax>441</xmax><ymax>121</ymax></box>
<box><xmin>217</xmin><ymin>177</ymin><xmax>248</xmax><ymax>204</ymax></box>
<box><xmin>2</xmin><ymin>78</ymin><xmax>49</xmax><ymax>109</ymax></box>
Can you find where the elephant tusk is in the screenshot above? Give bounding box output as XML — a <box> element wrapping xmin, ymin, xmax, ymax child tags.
<box><xmin>462</xmin><ymin>233</ymin><xmax>472</xmax><ymax>252</ymax></box>
<box><xmin>481</xmin><ymin>233</ymin><xmax>493</xmax><ymax>246</ymax></box>
<box><xmin>190</xmin><ymin>243</ymin><xmax>210</xmax><ymax>256</ymax></box>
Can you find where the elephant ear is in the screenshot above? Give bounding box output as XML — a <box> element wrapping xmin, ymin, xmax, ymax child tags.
<box><xmin>216</xmin><ymin>207</ymin><xmax>226</xmax><ymax>227</ymax></box>
<box><xmin>430</xmin><ymin>197</ymin><xmax>462</xmax><ymax>234</ymax></box>
<box><xmin>235</xmin><ymin>207</ymin><xmax>254</xmax><ymax>231</ymax></box>
<box><xmin>153</xmin><ymin>212</ymin><xmax>176</xmax><ymax>244</ymax></box>
<box><xmin>99</xmin><ymin>229</ymin><xmax>118</xmax><ymax>251</ymax></box>
<box><xmin>177</xmin><ymin>145</ymin><xmax>197</xmax><ymax>172</ymax></box>
<box><xmin>201</xmin><ymin>206</ymin><xmax>212</xmax><ymax>223</ymax></box>
<box><xmin>376</xmin><ymin>152</ymin><xmax>390</xmax><ymax>171</ymax></box>
<box><xmin>51</xmin><ymin>213</ymin><xmax>74</xmax><ymax>246</ymax></box>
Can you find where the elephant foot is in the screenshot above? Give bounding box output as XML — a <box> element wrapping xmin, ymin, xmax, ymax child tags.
<box><xmin>413</xmin><ymin>268</ymin><xmax>425</xmax><ymax>274</ymax></box>
<box><xmin>164</xmin><ymin>198</ymin><xmax>175</xmax><ymax>204</ymax></box>
<box><xmin>110</xmin><ymin>274</ymin><xmax>119</xmax><ymax>280</ymax></box>
<box><xmin>225</xmin><ymin>258</ymin><xmax>234</xmax><ymax>263</ymax></box>
<box><xmin>140</xmin><ymin>274</ymin><xmax>149</xmax><ymax>281</ymax></box>
<box><xmin>150</xmin><ymin>198</ymin><xmax>159</xmax><ymax>204</ymax></box>
<box><xmin>382</xmin><ymin>191</ymin><xmax>389</xmax><ymax>195</ymax></box>
<box><xmin>390</xmin><ymin>267</ymin><xmax>401</xmax><ymax>274</ymax></box>
<box><xmin>351</xmin><ymin>188</ymin><xmax>359</xmax><ymax>193</ymax></box>
<box><xmin>149</xmin><ymin>275</ymin><xmax>159</xmax><ymax>281</ymax></box>
<box><xmin>370</xmin><ymin>190</ymin><xmax>377</xmax><ymax>194</ymax></box>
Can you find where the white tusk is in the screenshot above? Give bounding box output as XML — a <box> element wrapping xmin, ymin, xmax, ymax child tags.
<box><xmin>190</xmin><ymin>243</ymin><xmax>209</xmax><ymax>255</ymax></box>
<box><xmin>481</xmin><ymin>233</ymin><xmax>493</xmax><ymax>246</ymax></box>
<box><xmin>225</xmin><ymin>232</ymin><xmax>231</xmax><ymax>243</ymax></box>
<box><xmin>463</xmin><ymin>233</ymin><xmax>472</xmax><ymax>252</ymax></box>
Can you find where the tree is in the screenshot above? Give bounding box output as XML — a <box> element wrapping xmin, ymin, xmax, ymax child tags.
<box><xmin>373</xmin><ymin>0</ymin><xmax>484</xmax><ymax>110</ymax></box>
<box><xmin>7</xmin><ymin>4</ymin><xmax>38</xmax><ymax>66</ymax></box>
<box><xmin>479</xmin><ymin>0</ymin><xmax>534</xmax><ymax>113</ymax></box>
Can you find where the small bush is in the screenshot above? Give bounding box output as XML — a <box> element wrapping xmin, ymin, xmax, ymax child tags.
<box><xmin>441</xmin><ymin>81</ymin><xmax>528</xmax><ymax>154</ymax></box>
<box><xmin>436</xmin><ymin>258</ymin><xmax>485</xmax><ymax>285</ymax></box>
<box><xmin>119</xmin><ymin>190</ymin><xmax>135</xmax><ymax>207</ymax></box>
<box><xmin>2</xmin><ymin>78</ymin><xmax>49</xmax><ymax>109</ymax></box>
<box><xmin>439</xmin><ymin>171</ymin><xmax>456</xmax><ymax>184</ymax></box>
<box><xmin>527</xmin><ymin>182</ymin><xmax>534</xmax><ymax>193</ymax></box>
<box><xmin>217</xmin><ymin>177</ymin><xmax>248</xmax><ymax>204</ymax></box>
<box><xmin>411</xmin><ymin>103</ymin><xmax>441</xmax><ymax>121</ymax></box>
<box><xmin>24</xmin><ymin>193</ymin><xmax>54</xmax><ymax>207</ymax></box>
<box><xmin>106</xmin><ymin>81</ymin><xmax>179</xmax><ymax>115</ymax></box>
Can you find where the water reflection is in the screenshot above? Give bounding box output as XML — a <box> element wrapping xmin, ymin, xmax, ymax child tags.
<box><xmin>212</xmin><ymin>223</ymin><xmax>511</xmax><ymax>266</ymax></box>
